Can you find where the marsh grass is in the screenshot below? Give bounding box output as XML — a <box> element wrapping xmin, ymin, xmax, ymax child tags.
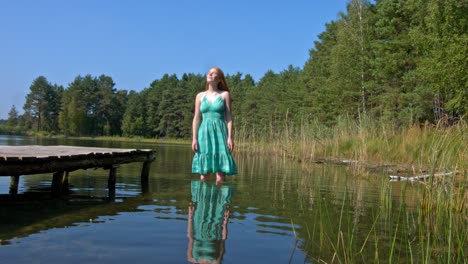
<box><xmin>235</xmin><ymin>116</ymin><xmax>466</xmax><ymax>175</ymax></box>
<box><xmin>289</xmin><ymin>176</ymin><xmax>467</xmax><ymax>263</ymax></box>
<box><xmin>241</xmin><ymin>116</ymin><xmax>467</xmax><ymax>263</ymax></box>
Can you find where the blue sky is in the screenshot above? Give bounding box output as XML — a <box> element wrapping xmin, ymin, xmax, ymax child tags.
<box><xmin>0</xmin><ymin>0</ymin><xmax>349</xmax><ymax>119</ymax></box>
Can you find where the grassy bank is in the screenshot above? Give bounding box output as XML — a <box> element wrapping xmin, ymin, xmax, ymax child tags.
<box><xmin>65</xmin><ymin>136</ymin><xmax>191</xmax><ymax>145</ymax></box>
<box><xmin>5</xmin><ymin>116</ymin><xmax>466</xmax><ymax>175</ymax></box>
<box><xmin>235</xmin><ymin>117</ymin><xmax>466</xmax><ymax>176</ymax></box>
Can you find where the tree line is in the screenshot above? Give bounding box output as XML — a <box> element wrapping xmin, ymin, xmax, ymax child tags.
<box><xmin>2</xmin><ymin>0</ymin><xmax>466</xmax><ymax>138</ymax></box>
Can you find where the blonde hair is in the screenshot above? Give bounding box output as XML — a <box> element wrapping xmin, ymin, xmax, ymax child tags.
<box><xmin>206</xmin><ymin>67</ymin><xmax>230</xmax><ymax>92</ymax></box>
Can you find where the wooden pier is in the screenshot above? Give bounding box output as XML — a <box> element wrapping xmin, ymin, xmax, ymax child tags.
<box><xmin>0</xmin><ymin>145</ymin><xmax>156</xmax><ymax>195</ymax></box>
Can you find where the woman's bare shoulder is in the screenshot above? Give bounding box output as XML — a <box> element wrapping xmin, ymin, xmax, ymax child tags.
<box><xmin>221</xmin><ymin>91</ymin><xmax>231</xmax><ymax>100</ymax></box>
<box><xmin>196</xmin><ymin>91</ymin><xmax>206</xmax><ymax>99</ymax></box>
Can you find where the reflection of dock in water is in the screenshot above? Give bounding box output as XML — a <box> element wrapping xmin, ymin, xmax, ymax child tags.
<box><xmin>0</xmin><ymin>193</ymin><xmax>162</xmax><ymax>243</ymax></box>
<box><xmin>0</xmin><ymin>145</ymin><xmax>156</xmax><ymax>195</ymax></box>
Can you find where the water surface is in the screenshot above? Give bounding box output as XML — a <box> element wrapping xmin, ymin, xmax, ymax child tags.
<box><xmin>0</xmin><ymin>135</ymin><xmax>420</xmax><ymax>263</ymax></box>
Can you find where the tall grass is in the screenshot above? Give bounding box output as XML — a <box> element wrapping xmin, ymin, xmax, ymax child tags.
<box><xmin>236</xmin><ymin>116</ymin><xmax>466</xmax><ymax>263</ymax></box>
<box><xmin>289</xmin><ymin>174</ymin><xmax>467</xmax><ymax>263</ymax></box>
<box><xmin>235</xmin><ymin>116</ymin><xmax>466</xmax><ymax>175</ymax></box>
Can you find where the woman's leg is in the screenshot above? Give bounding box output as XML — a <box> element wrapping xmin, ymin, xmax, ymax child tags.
<box><xmin>200</xmin><ymin>174</ymin><xmax>210</xmax><ymax>181</ymax></box>
<box><xmin>216</xmin><ymin>172</ymin><xmax>226</xmax><ymax>185</ymax></box>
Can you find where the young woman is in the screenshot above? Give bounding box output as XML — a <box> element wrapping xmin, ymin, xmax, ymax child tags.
<box><xmin>191</xmin><ymin>67</ymin><xmax>237</xmax><ymax>184</ymax></box>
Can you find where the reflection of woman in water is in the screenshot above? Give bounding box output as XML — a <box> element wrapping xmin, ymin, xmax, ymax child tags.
<box><xmin>187</xmin><ymin>180</ymin><xmax>235</xmax><ymax>264</ymax></box>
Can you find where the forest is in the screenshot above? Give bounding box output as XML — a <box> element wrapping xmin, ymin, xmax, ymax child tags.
<box><xmin>1</xmin><ymin>0</ymin><xmax>466</xmax><ymax>138</ymax></box>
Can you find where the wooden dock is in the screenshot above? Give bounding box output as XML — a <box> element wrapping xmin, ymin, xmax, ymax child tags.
<box><xmin>0</xmin><ymin>145</ymin><xmax>156</xmax><ymax>195</ymax></box>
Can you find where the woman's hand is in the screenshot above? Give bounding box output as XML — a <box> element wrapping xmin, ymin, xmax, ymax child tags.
<box><xmin>227</xmin><ymin>138</ymin><xmax>234</xmax><ymax>152</ymax></box>
<box><xmin>192</xmin><ymin>139</ymin><xmax>198</xmax><ymax>152</ymax></box>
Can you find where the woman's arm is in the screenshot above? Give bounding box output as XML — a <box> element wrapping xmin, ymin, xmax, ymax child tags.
<box><xmin>192</xmin><ymin>93</ymin><xmax>202</xmax><ymax>152</ymax></box>
<box><xmin>223</xmin><ymin>92</ymin><xmax>234</xmax><ymax>152</ymax></box>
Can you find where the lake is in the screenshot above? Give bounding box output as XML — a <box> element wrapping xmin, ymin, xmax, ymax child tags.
<box><xmin>0</xmin><ymin>135</ymin><xmax>430</xmax><ymax>263</ymax></box>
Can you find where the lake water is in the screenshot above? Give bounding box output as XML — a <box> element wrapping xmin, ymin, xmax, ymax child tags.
<box><xmin>0</xmin><ymin>135</ymin><xmax>422</xmax><ymax>263</ymax></box>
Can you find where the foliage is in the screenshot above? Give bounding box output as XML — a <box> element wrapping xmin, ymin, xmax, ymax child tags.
<box><xmin>7</xmin><ymin>0</ymin><xmax>466</xmax><ymax>138</ymax></box>
<box><xmin>7</xmin><ymin>105</ymin><xmax>19</xmax><ymax>127</ymax></box>
<box><xmin>58</xmin><ymin>75</ymin><xmax>126</xmax><ymax>136</ymax></box>
<box><xmin>23</xmin><ymin>76</ymin><xmax>63</xmax><ymax>133</ymax></box>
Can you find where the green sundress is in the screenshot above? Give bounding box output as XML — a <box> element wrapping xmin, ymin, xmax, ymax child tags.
<box><xmin>192</xmin><ymin>95</ymin><xmax>237</xmax><ymax>175</ymax></box>
<box><xmin>189</xmin><ymin>180</ymin><xmax>236</xmax><ymax>262</ymax></box>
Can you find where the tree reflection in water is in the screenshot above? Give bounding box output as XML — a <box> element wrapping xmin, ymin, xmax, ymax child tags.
<box><xmin>187</xmin><ymin>180</ymin><xmax>235</xmax><ymax>264</ymax></box>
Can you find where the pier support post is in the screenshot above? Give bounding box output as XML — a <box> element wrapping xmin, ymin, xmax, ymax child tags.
<box><xmin>51</xmin><ymin>171</ymin><xmax>66</xmax><ymax>196</ymax></box>
<box><xmin>108</xmin><ymin>165</ymin><xmax>118</xmax><ymax>197</ymax></box>
<box><xmin>9</xmin><ymin>175</ymin><xmax>20</xmax><ymax>195</ymax></box>
<box><xmin>63</xmin><ymin>172</ymin><xmax>69</xmax><ymax>190</ymax></box>
<box><xmin>141</xmin><ymin>161</ymin><xmax>151</xmax><ymax>193</ymax></box>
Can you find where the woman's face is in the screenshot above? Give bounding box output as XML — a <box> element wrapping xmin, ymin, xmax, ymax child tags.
<box><xmin>207</xmin><ymin>69</ymin><xmax>220</xmax><ymax>83</ymax></box>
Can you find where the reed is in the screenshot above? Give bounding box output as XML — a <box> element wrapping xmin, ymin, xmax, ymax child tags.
<box><xmin>241</xmin><ymin>146</ymin><xmax>466</xmax><ymax>263</ymax></box>
<box><xmin>291</xmin><ymin>176</ymin><xmax>467</xmax><ymax>263</ymax></box>
<box><xmin>235</xmin><ymin>116</ymin><xmax>466</xmax><ymax>175</ymax></box>
<box><xmin>258</xmin><ymin>115</ymin><xmax>468</xmax><ymax>263</ymax></box>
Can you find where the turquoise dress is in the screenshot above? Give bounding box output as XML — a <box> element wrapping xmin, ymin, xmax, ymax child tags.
<box><xmin>190</xmin><ymin>180</ymin><xmax>236</xmax><ymax>262</ymax></box>
<box><xmin>192</xmin><ymin>95</ymin><xmax>237</xmax><ymax>175</ymax></box>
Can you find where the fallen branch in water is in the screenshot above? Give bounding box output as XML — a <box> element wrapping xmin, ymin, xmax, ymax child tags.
<box><xmin>389</xmin><ymin>171</ymin><xmax>454</xmax><ymax>181</ymax></box>
<box><xmin>268</xmin><ymin>150</ymin><xmax>462</xmax><ymax>180</ymax></box>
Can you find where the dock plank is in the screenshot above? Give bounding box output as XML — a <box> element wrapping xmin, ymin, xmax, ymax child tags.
<box><xmin>0</xmin><ymin>145</ymin><xmax>143</xmax><ymax>158</ymax></box>
<box><xmin>0</xmin><ymin>145</ymin><xmax>155</xmax><ymax>176</ymax></box>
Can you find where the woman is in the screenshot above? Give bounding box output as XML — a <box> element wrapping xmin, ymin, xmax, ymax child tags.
<box><xmin>191</xmin><ymin>67</ymin><xmax>237</xmax><ymax>184</ymax></box>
